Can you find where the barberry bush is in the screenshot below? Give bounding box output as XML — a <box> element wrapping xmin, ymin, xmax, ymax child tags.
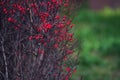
<box><xmin>0</xmin><ymin>0</ymin><xmax>78</xmax><ymax>80</ymax></box>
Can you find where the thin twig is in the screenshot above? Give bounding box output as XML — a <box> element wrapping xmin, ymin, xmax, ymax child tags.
<box><xmin>0</xmin><ymin>35</ymin><xmax>9</xmax><ymax>80</ymax></box>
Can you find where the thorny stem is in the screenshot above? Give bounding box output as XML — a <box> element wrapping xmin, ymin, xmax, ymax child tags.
<box><xmin>0</xmin><ymin>18</ymin><xmax>9</xmax><ymax>80</ymax></box>
<box><xmin>0</xmin><ymin>36</ymin><xmax>9</xmax><ymax>80</ymax></box>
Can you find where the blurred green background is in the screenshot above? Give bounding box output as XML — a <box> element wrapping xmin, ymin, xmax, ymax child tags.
<box><xmin>70</xmin><ymin>0</ymin><xmax>120</xmax><ymax>80</ymax></box>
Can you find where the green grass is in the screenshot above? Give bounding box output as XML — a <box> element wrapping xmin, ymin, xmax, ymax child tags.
<box><xmin>71</xmin><ymin>8</ymin><xmax>120</xmax><ymax>80</ymax></box>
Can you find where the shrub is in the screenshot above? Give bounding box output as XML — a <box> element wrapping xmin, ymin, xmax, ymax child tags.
<box><xmin>0</xmin><ymin>0</ymin><xmax>77</xmax><ymax>80</ymax></box>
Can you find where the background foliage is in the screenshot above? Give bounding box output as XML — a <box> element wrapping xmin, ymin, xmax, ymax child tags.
<box><xmin>71</xmin><ymin>7</ymin><xmax>120</xmax><ymax>80</ymax></box>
